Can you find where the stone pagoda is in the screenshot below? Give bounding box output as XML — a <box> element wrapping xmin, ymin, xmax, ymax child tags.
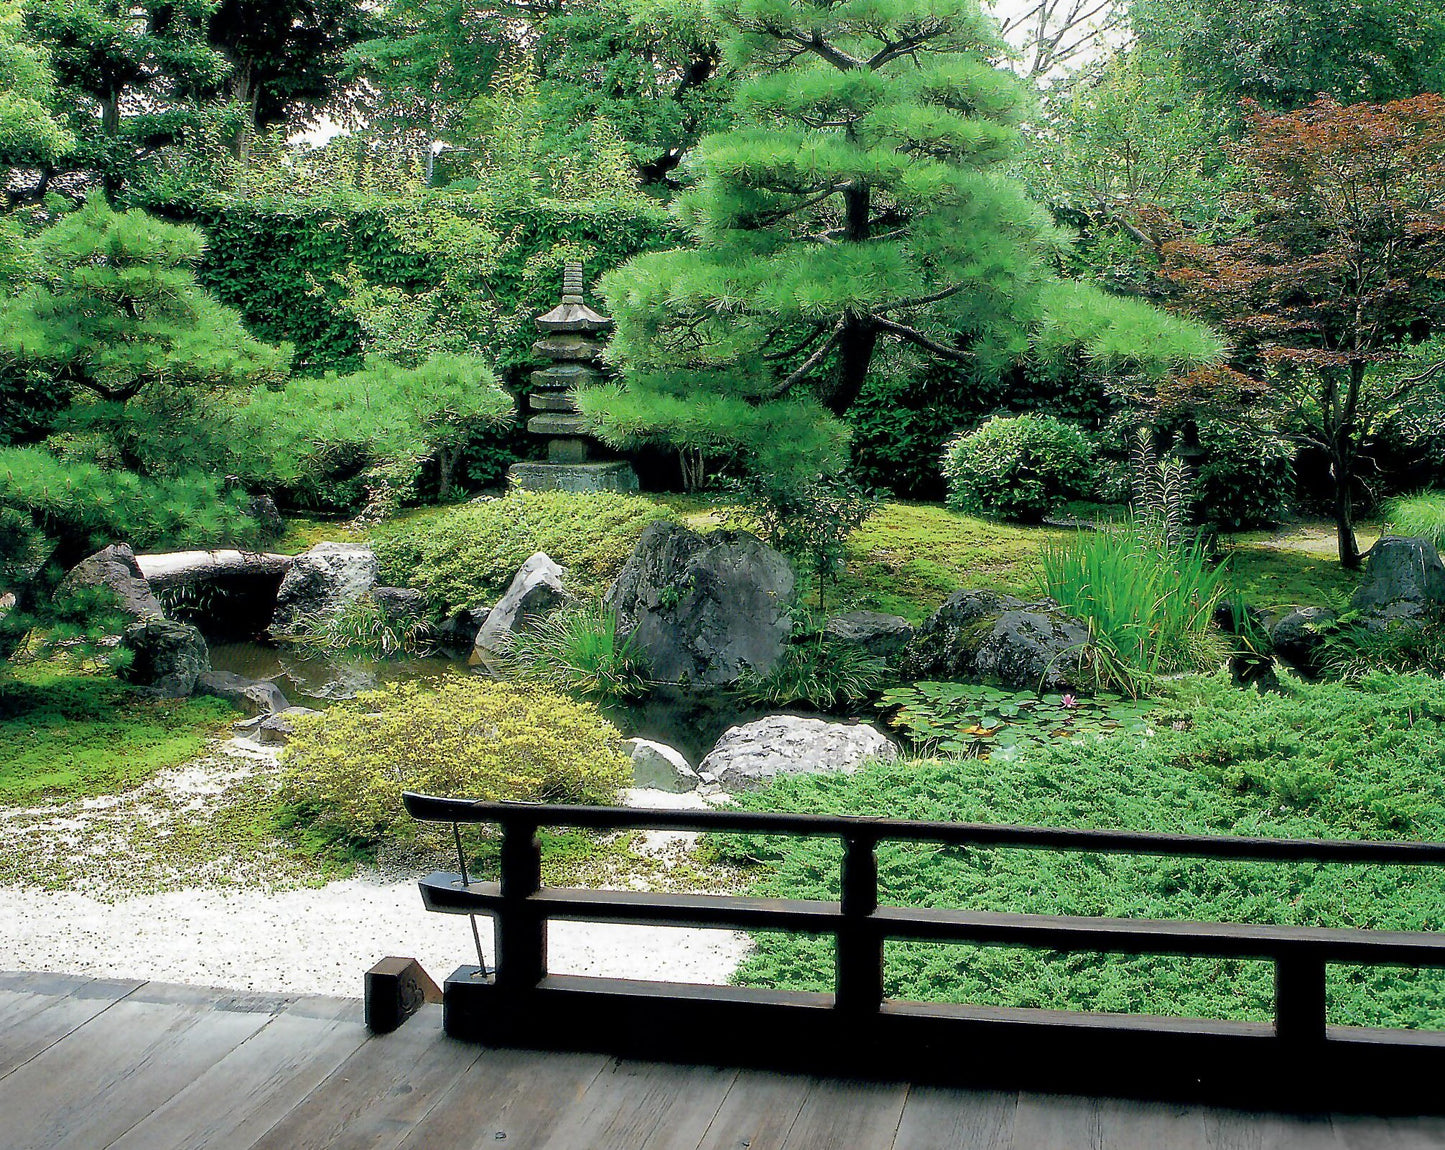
<box><xmin>507</xmin><ymin>261</ymin><xmax>638</xmax><ymax>493</ymax></box>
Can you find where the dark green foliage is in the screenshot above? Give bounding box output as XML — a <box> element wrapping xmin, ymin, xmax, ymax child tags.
<box><xmin>1193</xmin><ymin>419</ymin><xmax>1295</xmax><ymax>531</ymax></box>
<box><xmin>720</xmin><ymin>674</ymin><xmax>1445</xmax><ymax>1027</ymax></box>
<box><xmin>370</xmin><ymin>491</ymin><xmax>672</xmax><ymax>612</ymax></box>
<box><xmin>229</xmin><ymin>353</ymin><xmax>514</xmax><ymax>512</ymax></box>
<box><xmin>737</xmin><ymin>635</ymin><xmax>890</xmax><ymax>712</ymax></box>
<box><xmin>504</xmin><ymin>603</ymin><xmax>651</xmax><ymax>701</ymax></box>
<box><xmin>1318</xmin><ymin>612</ymin><xmax>1445</xmax><ymax>680</ymax></box>
<box><xmin>880</xmin><ymin>682</ymin><xmax>1156</xmax><ymax>761</ymax></box>
<box><xmin>942</xmin><ymin>414</ymin><xmax>1096</xmax><ymax>522</ymax></box>
<box><xmin>734</xmin><ymin>473</ymin><xmax>882</xmax><ymax>610</ymax></box>
<box><xmin>148</xmin><ymin>192</ymin><xmax>684</xmax><ymax>380</ymax></box>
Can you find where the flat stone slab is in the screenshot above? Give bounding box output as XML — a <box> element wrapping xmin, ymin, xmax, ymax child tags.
<box><xmin>508</xmin><ymin>462</ymin><xmax>639</xmax><ymax>494</ymax></box>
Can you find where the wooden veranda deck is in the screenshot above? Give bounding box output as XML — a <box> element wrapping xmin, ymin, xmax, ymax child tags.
<box><xmin>3</xmin><ymin>970</ymin><xmax>1445</xmax><ymax>1149</ymax></box>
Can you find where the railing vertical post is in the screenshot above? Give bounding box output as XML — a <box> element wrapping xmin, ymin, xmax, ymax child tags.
<box><xmin>836</xmin><ymin>831</ymin><xmax>883</xmax><ymax>1015</ymax></box>
<box><xmin>1275</xmin><ymin>949</ymin><xmax>1327</xmax><ymax>1046</ymax></box>
<box><xmin>496</xmin><ymin>815</ymin><xmax>546</xmax><ymax>991</ymax></box>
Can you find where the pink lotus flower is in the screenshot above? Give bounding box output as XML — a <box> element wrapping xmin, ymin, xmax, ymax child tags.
<box><xmin>1061</xmin><ymin>694</ymin><xmax>1078</xmax><ymax>708</ymax></box>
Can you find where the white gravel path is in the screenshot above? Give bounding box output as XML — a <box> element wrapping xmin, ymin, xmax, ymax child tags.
<box><xmin>0</xmin><ymin>873</ymin><xmax>750</xmax><ymax>998</ymax></box>
<box><xmin>0</xmin><ymin>737</ymin><xmax>752</xmax><ymax>997</ymax></box>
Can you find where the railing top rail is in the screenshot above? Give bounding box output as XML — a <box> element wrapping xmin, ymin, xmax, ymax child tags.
<box><xmin>402</xmin><ymin>793</ymin><xmax>1445</xmax><ymax>866</ymax></box>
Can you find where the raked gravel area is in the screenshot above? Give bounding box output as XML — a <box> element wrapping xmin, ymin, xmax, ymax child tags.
<box><xmin>0</xmin><ymin>738</ymin><xmax>750</xmax><ymax>997</ymax></box>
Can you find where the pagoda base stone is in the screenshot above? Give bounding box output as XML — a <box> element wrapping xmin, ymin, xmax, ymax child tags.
<box><xmin>508</xmin><ymin>461</ymin><xmax>639</xmax><ymax>494</ymax></box>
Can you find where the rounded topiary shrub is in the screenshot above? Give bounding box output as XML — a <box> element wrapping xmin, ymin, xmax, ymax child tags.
<box><xmin>280</xmin><ymin>678</ymin><xmax>632</xmax><ymax>843</ymax></box>
<box><xmin>941</xmin><ymin>414</ymin><xmax>1096</xmax><ymax>522</ymax></box>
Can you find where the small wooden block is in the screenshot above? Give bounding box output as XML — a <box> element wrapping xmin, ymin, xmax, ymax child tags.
<box><xmin>365</xmin><ymin>957</ymin><xmax>442</xmax><ymax>1035</ymax></box>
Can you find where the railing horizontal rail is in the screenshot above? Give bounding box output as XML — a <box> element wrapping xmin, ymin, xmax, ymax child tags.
<box><xmin>403</xmin><ymin>794</ymin><xmax>1445</xmax><ymax>866</ymax></box>
<box><xmin>418</xmin><ymin>873</ymin><xmax>1445</xmax><ymax>965</ymax></box>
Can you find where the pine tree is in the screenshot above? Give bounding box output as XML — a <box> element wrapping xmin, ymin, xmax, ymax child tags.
<box><xmin>581</xmin><ymin>0</ymin><xmax>1222</xmax><ymax>482</ymax></box>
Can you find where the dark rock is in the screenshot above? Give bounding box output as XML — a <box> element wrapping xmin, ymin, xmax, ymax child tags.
<box><xmin>117</xmin><ymin>619</ymin><xmax>210</xmax><ymax>696</ymax></box>
<box><xmin>823</xmin><ymin>611</ymin><xmax>914</xmax><ymax>661</ymax></box>
<box><xmin>1351</xmin><ymin>536</ymin><xmax>1445</xmax><ymax>622</ymax></box>
<box><xmin>58</xmin><ymin>544</ymin><xmax>165</xmax><ymax>626</ymax></box>
<box><xmin>256</xmin><ymin>706</ymin><xmax>322</xmax><ymax>746</ymax></box>
<box><xmin>435</xmin><ymin>606</ymin><xmax>489</xmax><ymax>650</ymax></box>
<box><xmin>698</xmin><ymin>715</ymin><xmax>898</xmax><ymax>791</ymax></box>
<box><xmin>904</xmin><ymin>589</ymin><xmax>1091</xmax><ymax>691</ymax></box>
<box><xmin>474</xmin><ymin>553</ymin><xmax>570</xmax><ymax>653</ymax></box>
<box><xmin>271</xmin><ymin>543</ymin><xmax>379</xmax><ymax>632</ymax></box>
<box><xmin>370</xmin><ymin>586</ymin><xmax>427</xmax><ymax>626</ymax></box>
<box><xmin>1268</xmin><ymin>607</ymin><xmax>1338</xmax><ymax>677</ymax></box>
<box><xmin>606</xmin><ymin>522</ymin><xmax>795</xmax><ymax>686</ymax></box>
<box><xmin>195</xmin><ymin>669</ymin><xmax>290</xmax><ymax>715</ymax></box>
<box><xmin>248</xmin><ymin>493</ymin><xmax>286</xmax><ymax>541</ymax></box>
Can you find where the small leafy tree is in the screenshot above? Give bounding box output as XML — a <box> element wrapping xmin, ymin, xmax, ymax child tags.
<box><xmin>582</xmin><ymin>0</ymin><xmax>1223</xmax><ymax>485</ymax></box>
<box><xmin>1155</xmin><ymin>95</ymin><xmax>1445</xmax><ymax>568</ymax></box>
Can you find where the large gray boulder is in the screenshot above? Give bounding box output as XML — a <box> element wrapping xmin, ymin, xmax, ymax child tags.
<box><xmin>117</xmin><ymin>620</ymin><xmax>210</xmax><ymax>697</ymax></box>
<box><xmin>474</xmin><ymin>552</ymin><xmax>570</xmax><ymax>653</ymax></box>
<box><xmin>904</xmin><ymin>590</ymin><xmax>1092</xmax><ymax>691</ymax></box>
<box><xmin>606</xmin><ymin>522</ymin><xmax>795</xmax><ymax>686</ymax></box>
<box><xmin>58</xmin><ymin>544</ymin><xmax>165</xmax><ymax>625</ymax></box>
<box><xmin>1351</xmin><ymin>536</ymin><xmax>1445</xmax><ymax>622</ymax></box>
<box><xmin>194</xmin><ymin>669</ymin><xmax>290</xmax><ymax>716</ymax></box>
<box><xmin>271</xmin><ymin>542</ymin><xmax>379</xmax><ymax>632</ymax></box>
<box><xmin>1269</xmin><ymin>606</ymin><xmax>1338</xmax><ymax>677</ymax></box>
<box><xmin>699</xmin><ymin>716</ymin><xmax>899</xmax><ymax>791</ymax></box>
<box><xmin>823</xmin><ymin>611</ymin><xmax>914</xmax><ymax>661</ymax></box>
<box><xmin>369</xmin><ymin>586</ymin><xmax>427</xmax><ymax>628</ymax></box>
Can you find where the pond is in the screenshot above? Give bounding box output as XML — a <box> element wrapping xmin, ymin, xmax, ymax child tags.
<box><xmin>207</xmin><ymin>641</ymin><xmax>795</xmax><ymax>763</ymax></box>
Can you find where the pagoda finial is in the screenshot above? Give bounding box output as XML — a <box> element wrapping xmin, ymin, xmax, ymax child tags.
<box><xmin>561</xmin><ymin>260</ymin><xmax>585</xmax><ymax>304</ymax></box>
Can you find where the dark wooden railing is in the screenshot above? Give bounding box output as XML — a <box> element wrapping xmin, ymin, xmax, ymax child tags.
<box><xmin>402</xmin><ymin>793</ymin><xmax>1445</xmax><ymax>1109</ymax></box>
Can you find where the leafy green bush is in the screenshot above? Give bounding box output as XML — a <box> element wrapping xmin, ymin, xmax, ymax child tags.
<box><xmin>942</xmin><ymin>414</ymin><xmax>1097</xmax><ymax>522</ymax></box>
<box><xmin>1039</xmin><ymin>521</ymin><xmax>1231</xmax><ymax>695</ymax></box>
<box><xmin>280</xmin><ymin>678</ymin><xmax>632</xmax><ymax>844</ymax></box>
<box><xmin>1318</xmin><ymin>611</ymin><xmax>1445</xmax><ymax>679</ymax></box>
<box><xmin>1193</xmin><ymin>419</ymin><xmax>1295</xmax><ymax>530</ymax></box>
<box><xmin>504</xmin><ymin>603</ymin><xmax>650</xmax><ymax>700</ymax></box>
<box><xmin>737</xmin><ymin>637</ymin><xmax>890</xmax><ymax>712</ymax></box>
<box><xmin>371</xmin><ymin>491</ymin><xmax>671</xmax><ymax>612</ymax></box>
<box><xmin>1383</xmin><ymin>491</ymin><xmax>1445</xmax><ymax>551</ymax></box>
<box><xmin>718</xmin><ymin>674</ymin><xmax>1445</xmax><ymax>1028</ymax></box>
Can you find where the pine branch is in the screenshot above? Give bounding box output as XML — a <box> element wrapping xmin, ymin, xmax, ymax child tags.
<box><xmin>870</xmin><ymin>315</ymin><xmax>974</xmax><ymax>360</ymax></box>
<box><xmin>767</xmin><ymin>320</ymin><xmax>847</xmax><ymax>396</ymax></box>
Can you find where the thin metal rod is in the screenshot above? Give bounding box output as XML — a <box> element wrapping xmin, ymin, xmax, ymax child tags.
<box><xmin>452</xmin><ymin>822</ymin><xmax>488</xmax><ymax>976</ymax></box>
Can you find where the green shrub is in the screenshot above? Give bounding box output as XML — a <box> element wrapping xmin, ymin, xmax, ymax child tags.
<box><xmin>504</xmin><ymin>603</ymin><xmax>651</xmax><ymax>700</ymax></box>
<box><xmin>1039</xmin><ymin>521</ymin><xmax>1231</xmax><ymax>695</ymax></box>
<box><xmin>1383</xmin><ymin>491</ymin><xmax>1445</xmax><ymax>551</ymax></box>
<box><xmin>371</xmin><ymin>491</ymin><xmax>672</xmax><ymax>612</ymax></box>
<box><xmin>280</xmin><ymin>678</ymin><xmax>632</xmax><ymax>844</ymax></box>
<box><xmin>942</xmin><ymin>414</ymin><xmax>1096</xmax><ymax>522</ymax></box>
<box><xmin>1318</xmin><ymin>611</ymin><xmax>1445</xmax><ymax>679</ymax></box>
<box><xmin>737</xmin><ymin>637</ymin><xmax>891</xmax><ymax>712</ymax></box>
<box><xmin>1193</xmin><ymin>419</ymin><xmax>1295</xmax><ymax>530</ymax></box>
<box><xmin>286</xmin><ymin>598</ymin><xmax>434</xmax><ymax>658</ymax></box>
<box><xmin>718</xmin><ymin>674</ymin><xmax>1445</xmax><ymax>1028</ymax></box>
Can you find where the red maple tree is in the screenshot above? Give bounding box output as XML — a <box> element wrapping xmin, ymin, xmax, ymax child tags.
<box><xmin>1153</xmin><ymin>94</ymin><xmax>1445</xmax><ymax>568</ymax></box>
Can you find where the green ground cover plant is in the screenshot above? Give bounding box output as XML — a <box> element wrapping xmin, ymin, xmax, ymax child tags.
<box><xmin>0</xmin><ymin>664</ymin><xmax>233</xmax><ymax>804</ymax></box>
<box><xmin>738</xmin><ymin>636</ymin><xmax>891</xmax><ymax>713</ymax></box>
<box><xmin>371</xmin><ymin>490</ymin><xmax>671</xmax><ymax>611</ymax></box>
<box><xmin>716</xmin><ymin>674</ymin><xmax>1445</xmax><ymax>1029</ymax></box>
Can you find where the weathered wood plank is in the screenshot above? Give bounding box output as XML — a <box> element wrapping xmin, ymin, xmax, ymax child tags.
<box><xmin>247</xmin><ymin>1005</ymin><xmax>480</xmax><ymax>1150</ymax></box>
<box><xmin>0</xmin><ymin>990</ymin><xmax>271</xmax><ymax>1150</ymax></box>
<box><xmin>0</xmin><ymin>976</ymin><xmax>142</xmax><ymax>1081</ymax></box>
<box><xmin>535</xmin><ymin>1059</ymin><xmax>738</xmax><ymax>1150</ymax></box>
<box><xmin>1332</xmin><ymin>1116</ymin><xmax>1445</xmax><ymax>1150</ymax></box>
<box><xmin>780</xmin><ymin>1078</ymin><xmax>909</xmax><ymax>1150</ymax></box>
<box><xmin>104</xmin><ymin>997</ymin><xmax>367</xmax><ymax>1150</ymax></box>
<box><xmin>396</xmin><ymin>1048</ymin><xmax>610</xmax><ymax>1150</ymax></box>
<box><xmin>891</xmin><ymin>1086</ymin><xmax>1017</xmax><ymax>1150</ymax></box>
<box><xmin>1201</xmin><ymin>1109</ymin><xmax>1345</xmax><ymax>1150</ymax></box>
<box><xmin>693</xmin><ymin>1070</ymin><xmax>813</xmax><ymax>1150</ymax></box>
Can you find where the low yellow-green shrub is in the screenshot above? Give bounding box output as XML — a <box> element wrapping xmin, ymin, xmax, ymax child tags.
<box><xmin>280</xmin><ymin>678</ymin><xmax>632</xmax><ymax>843</ymax></box>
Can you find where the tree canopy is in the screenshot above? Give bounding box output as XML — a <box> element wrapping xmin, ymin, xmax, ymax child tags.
<box><xmin>581</xmin><ymin>0</ymin><xmax>1222</xmax><ymax>482</ymax></box>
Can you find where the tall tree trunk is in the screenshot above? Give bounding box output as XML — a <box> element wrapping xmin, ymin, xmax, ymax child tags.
<box><xmin>830</xmin><ymin>182</ymin><xmax>878</xmax><ymax>414</ymax></box>
<box><xmin>1330</xmin><ymin>362</ymin><xmax>1365</xmax><ymax>570</ymax></box>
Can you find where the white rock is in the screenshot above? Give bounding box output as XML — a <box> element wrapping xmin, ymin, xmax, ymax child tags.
<box><xmin>624</xmin><ymin>738</ymin><xmax>699</xmax><ymax>793</ymax></box>
<box><xmin>699</xmin><ymin>715</ymin><xmax>899</xmax><ymax>791</ymax></box>
<box><xmin>474</xmin><ymin>552</ymin><xmax>570</xmax><ymax>653</ymax></box>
